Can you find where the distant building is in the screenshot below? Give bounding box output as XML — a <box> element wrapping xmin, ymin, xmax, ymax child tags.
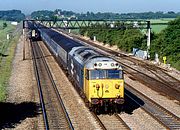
<box><xmin>11</xmin><ymin>22</ymin><xmax>18</xmax><ymax>25</ymax></box>
<box><xmin>133</xmin><ymin>21</ymin><xmax>139</xmax><ymax>28</ymax></box>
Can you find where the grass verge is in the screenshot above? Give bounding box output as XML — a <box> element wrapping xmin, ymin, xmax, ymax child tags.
<box><xmin>0</xmin><ymin>33</ymin><xmax>20</xmax><ymax>101</ymax></box>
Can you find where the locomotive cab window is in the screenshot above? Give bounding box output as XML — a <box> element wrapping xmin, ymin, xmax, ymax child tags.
<box><xmin>107</xmin><ymin>70</ymin><xmax>123</xmax><ymax>79</ymax></box>
<box><xmin>89</xmin><ymin>69</ymin><xmax>123</xmax><ymax>80</ymax></box>
<box><xmin>89</xmin><ymin>70</ymin><xmax>106</xmax><ymax>80</ymax></box>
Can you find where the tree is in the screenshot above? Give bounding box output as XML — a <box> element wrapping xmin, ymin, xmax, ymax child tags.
<box><xmin>152</xmin><ymin>17</ymin><xmax>180</xmax><ymax>69</ymax></box>
<box><xmin>0</xmin><ymin>10</ymin><xmax>25</xmax><ymax>21</ymax></box>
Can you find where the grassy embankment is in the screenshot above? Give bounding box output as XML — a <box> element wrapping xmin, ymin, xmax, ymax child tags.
<box><xmin>0</xmin><ymin>21</ymin><xmax>21</xmax><ymax>101</ymax></box>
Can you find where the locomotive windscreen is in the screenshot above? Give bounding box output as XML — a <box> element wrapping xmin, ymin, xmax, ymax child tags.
<box><xmin>88</xmin><ymin>69</ymin><xmax>123</xmax><ymax>80</ymax></box>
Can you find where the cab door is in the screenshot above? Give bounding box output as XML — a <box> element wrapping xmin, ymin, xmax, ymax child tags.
<box><xmin>84</xmin><ymin>68</ymin><xmax>90</xmax><ymax>100</ymax></box>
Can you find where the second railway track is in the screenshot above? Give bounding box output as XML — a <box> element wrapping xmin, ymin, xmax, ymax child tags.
<box><xmin>91</xmin><ymin>112</ymin><xmax>131</xmax><ymax>130</ymax></box>
<box><xmin>125</xmin><ymin>83</ymin><xmax>180</xmax><ymax>129</ymax></box>
<box><xmin>31</xmin><ymin>40</ymin><xmax>73</xmax><ymax>130</ymax></box>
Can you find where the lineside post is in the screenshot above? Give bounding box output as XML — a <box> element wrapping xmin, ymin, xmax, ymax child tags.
<box><xmin>23</xmin><ymin>28</ymin><xmax>25</xmax><ymax>60</ymax></box>
<box><xmin>146</xmin><ymin>21</ymin><xmax>151</xmax><ymax>59</ymax></box>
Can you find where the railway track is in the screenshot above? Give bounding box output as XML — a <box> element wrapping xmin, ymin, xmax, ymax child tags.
<box><xmin>116</xmin><ymin>55</ymin><xmax>180</xmax><ymax>92</ymax></box>
<box><xmin>125</xmin><ymin>83</ymin><xmax>180</xmax><ymax>129</ymax></box>
<box><xmin>117</xmin><ymin>58</ymin><xmax>180</xmax><ymax>101</ymax></box>
<box><xmin>142</xmin><ymin>64</ymin><xmax>180</xmax><ymax>90</ymax></box>
<box><xmin>30</xmin><ymin>40</ymin><xmax>73</xmax><ymax>130</ymax></box>
<box><xmin>91</xmin><ymin>112</ymin><xmax>131</xmax><ymax>130</ymax></box>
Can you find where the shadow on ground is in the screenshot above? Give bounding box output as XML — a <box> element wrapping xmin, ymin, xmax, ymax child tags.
<box><xmin>0</xmin><ymin>102</ymin><xmax>40</xmax><ymax>129</ymax></box>
<box><xmin>122</xmin><ymin>89</ymin><xmax>145</xmax><ymax>114</ymax></box>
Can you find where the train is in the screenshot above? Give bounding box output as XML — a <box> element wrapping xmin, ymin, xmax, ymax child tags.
<box><xmin>26</xmin><ymin>21</ymin><xmax>41</xmax><ymax>41</ymax></box>
<box><xmin>30</xmin><ymin>22</ymin><xmax>125</xmax><ymax>112</ymax></box>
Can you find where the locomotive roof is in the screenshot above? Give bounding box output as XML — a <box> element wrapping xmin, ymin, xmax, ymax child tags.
<box><xmin>41</xmin><ymin>29</ymin><xmax>83</xmax><ymax>52</ymax></box>
<box><xmin>69</xmin><ymin>46</ymin><xmax>102</xmax><ymax>64</ymax></box>
<box><xmin>85</xmin><ymin>57</ymin><xmax>122</xmax><ymax>70</ymax></box>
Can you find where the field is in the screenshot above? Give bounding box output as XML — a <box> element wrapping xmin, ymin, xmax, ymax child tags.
<box><xmin>58</xmin><ymin>18</ymin><xmax>174</xmax><ymax>34</ymax></box>
<box><xmin>0</xmin><ymin>21</ymin><xmax>19</xmax><ymax>101</ymax></box>
<box><xmin>0</xmin><ymin>21</ymin><xmax>16</xmax><ymax>49</ymax></box>
<box><xmin>149</xmin><ymin>18</ymin><xmax>175</xmax><ymax>33</ymax></box>
<box><xmin>149</xmin><ymin>18</ymin><xmax>175</xmax><ymax>23</ymax></box>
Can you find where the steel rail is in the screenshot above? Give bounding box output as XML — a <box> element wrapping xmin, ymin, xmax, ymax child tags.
<box><xmin>91</xmin><ymin>112</ymin><xmax>107</xmax><ymax>130</ymax></box>
<box><xmin>30</xmin><ymin>40</ymin><xmax>49</xmax><ymax>130</ymax></box>
<box><xmin>125</xmin><ymin>83</ymin><xmax>180</xmax><ymax>129</ymax></box>
<box><xmin>114</xmin><ymin>114</ymin><xmax>131</xmax><ymax>130</ymax></box>
<box><xmin>36</xmin><ymin>42</ymin><xmax>74</xmax><ymax>130</ymax></box>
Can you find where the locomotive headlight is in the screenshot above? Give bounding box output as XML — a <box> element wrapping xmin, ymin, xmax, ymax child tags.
<box><xmin>111</xmin><ymin>63</ymin><xmax>114</xmax><ymax>67</ymax></box>
<box><xmin>115</xmin><ymin>84</ymin><xmax>120</xmax><ymax>89</ymax></box>
<box><xmin>94</xmin><ymin>63</ymin><xmax>97</xmax><ymax>66</ymax></box>
<box><xmin>105</xmin><ymin>85</ymin><xmax>109</xmax><ymax>89</ymax></box>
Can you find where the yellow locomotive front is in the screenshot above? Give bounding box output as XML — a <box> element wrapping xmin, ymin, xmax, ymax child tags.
<box><xmin>83</xmin><ymin>57</ymin><xmax>124</xmax><ymax>112</ymax></box>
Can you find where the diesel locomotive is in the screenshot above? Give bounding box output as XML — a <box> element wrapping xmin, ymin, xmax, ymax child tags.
<box><xmin>26</xmin><ymin>21</ymin><xmax>41</xmax><ymax>41</ymax></box>
<box><xmin>38</xmin><ymin>26</ymin><xmax>124</xmax><ymax>112</ymax></box>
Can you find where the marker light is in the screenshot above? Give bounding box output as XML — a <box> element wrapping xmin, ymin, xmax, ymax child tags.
<box><xmin>115</xmin><ymin>84</ymin><xmax>120</xmax><ymax>89</ymax></box>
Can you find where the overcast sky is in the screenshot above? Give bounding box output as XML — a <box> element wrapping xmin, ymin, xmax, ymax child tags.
<box><xmin>0</xmin><ymin>0</ymin><xmax>179</xmax><ymax>14</ymax></box>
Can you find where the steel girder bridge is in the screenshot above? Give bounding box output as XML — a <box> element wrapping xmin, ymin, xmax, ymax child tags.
<box><xmin>23</xmin><ymin>19</ymin><xmax>158</xmax><ymax>30</ymax></box>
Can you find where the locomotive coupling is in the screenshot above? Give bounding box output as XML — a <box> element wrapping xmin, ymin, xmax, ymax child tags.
<box><xmin>91</xmin><ymin>99</ymin><xmax>99</xmax><ymax>104</ymax></box>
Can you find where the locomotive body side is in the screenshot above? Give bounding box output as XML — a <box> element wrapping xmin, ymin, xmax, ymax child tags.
<box><xmin>40</xmin><ymin>28</ymin><xmax>82</xmax><ymax>68</ymax></box>
<box><xmin>40</xmin><ymin>29</ymin><xmax>58</xmax><ymax>56</ymax></box>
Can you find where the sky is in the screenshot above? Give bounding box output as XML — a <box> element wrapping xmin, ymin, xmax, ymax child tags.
<box><xmin>0</xmin><ymin>0</ymin><xmax>179</xmax><ymax>14</ymax></box>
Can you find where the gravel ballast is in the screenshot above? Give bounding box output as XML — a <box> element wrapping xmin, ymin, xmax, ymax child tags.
<box><xmin>5</xmin><ymin>36</ymin><xmax>41</xmax><ymax>130</ymax></box>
